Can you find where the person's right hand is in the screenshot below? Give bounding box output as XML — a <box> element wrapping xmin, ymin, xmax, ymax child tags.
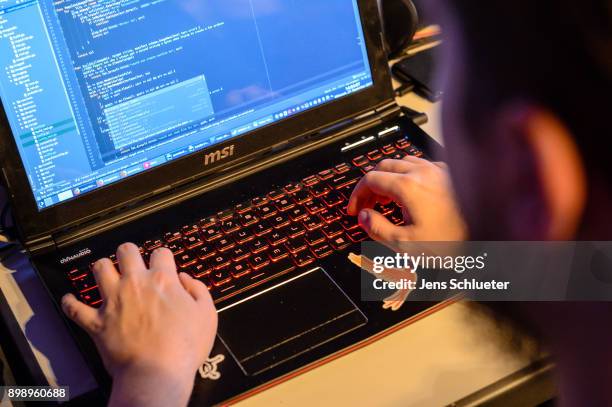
<box><xmin>347</xmin><ymin>156</ymin><xmax>467</xmax><ymax>242</ymax></box>
<box><xmin>61</xmin><ymin>243</ymin><xmax>217</xmax><ymax>407</ymax></box>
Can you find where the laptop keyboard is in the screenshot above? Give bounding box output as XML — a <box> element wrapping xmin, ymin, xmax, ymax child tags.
<box><xmin>65</xmin><ymin>138</ymin><xmax>423</xmax><ymax>307</ymax></box>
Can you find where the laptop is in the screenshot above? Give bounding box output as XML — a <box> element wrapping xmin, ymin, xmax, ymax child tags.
<box><xmin>0</xmin><ymin>0</ymin><xmax>445</xmax><ymax>404</ymax></box>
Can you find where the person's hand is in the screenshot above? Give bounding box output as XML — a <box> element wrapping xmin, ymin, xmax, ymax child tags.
<box><xmin>61</xmin><ymin>243</ymin><xmax>217</xmax><ymax>407</ymax></box>
<box><xmin>347</xmin><ymin>156</ymin><xmax>467</xmax><ymax>242</ymax></box>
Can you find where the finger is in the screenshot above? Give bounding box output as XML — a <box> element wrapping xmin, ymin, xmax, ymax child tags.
<box><xmin>91</xmin><ymin>258</ymin><xmax>119</xmax><ymax>300</ymax></box>
<box><xmin>149</xmin><ymin>248</ymin><xmax>179</xmax><ymax>281</ymax></box>
<box><xmin>375</xmin><ymin>159</ymin><xmax>416</xmax><ymax>174</ymax></box>
<box><xmin>359</xmin><ymin>208</ymin><xmax>414</xmax><ymax>243</ymax></box>
<box><xmin>433</xmin><ymin>161</ymin><xmax>448</xmax><ymax>169</ymax></box>
<box><xmin>348</xmin><ymin>171</ymin><xmax>410</xmax><ymax>215</ymax></box>
<box><xmin>178</xmin><ymin>272</ymin><xmax>212</xmax><ymax>304</ymax></box>
<box><xmin>61</xmin><ymin>294</ymin><xmax>101</xmax><ymax>334</ymax></box>
<box><xmin>402</xmin><ymin>155</ymin><xmax>428</xmax><ymax>163</ymax></box>
<box><xmin>116</xmin><ymin>243</ymin><xmax>147</xmax><ymax>277</ymax></box>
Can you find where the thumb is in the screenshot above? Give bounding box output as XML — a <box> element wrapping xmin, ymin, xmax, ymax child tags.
<box><xmin>359</xmin><ymin>209</ymin><xmax>413</xmax><ymax>243</ymax></box>
<box><xmin>61</xmin><ymin>294</ymin><xmax>101</xmax><ymax>334</ymax></box>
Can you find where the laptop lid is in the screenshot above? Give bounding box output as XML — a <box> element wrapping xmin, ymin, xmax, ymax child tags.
<box><xmin>0</xmin><ymin>0</ymin><xmax>393</xmax><ymax>244</ymax></box>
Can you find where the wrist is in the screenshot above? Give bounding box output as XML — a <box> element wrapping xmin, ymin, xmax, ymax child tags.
<box><xmin>110</xmin><ymin>362</ymin><xmax>196</xmax><ymax>407</ymax></box>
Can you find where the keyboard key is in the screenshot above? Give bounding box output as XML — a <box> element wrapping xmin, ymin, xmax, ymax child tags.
<box><xmin>330</xmin><ymin>235</ymin><xmax>351</xmax><ymax>251</ymax></box>
<box><xmin>198</xmin><ymin>216</ymin><xmax>217</xmax><ymax>229</ymax></box>
<box><xmin>293</xmin><ymin>250</ymin><xmax>316</xmax><ymax>267</ymax></box>
<box><xmin>284</xmin><ymin>182</ymin><xmax>302</xmax><ymax>194</ymax></box>
<box><xmin>164</xmin><ymin>231</ymin><xmax>182</xmax><ymax>243</ymax></box>
<box><xmin>367</xmin><ymin>149</ymin><xmax>383</xmax><ymax>161</ymax></box>
<box><xmin>177</xmin><ymin>252</ymin><xmax>198</xmax><ymax>268</ymax></box>
<box><xmin>352</xmin><ymin>155</ymin><xmax>370</xmax><ymax>167</ymax></box>
<box><xmin>183</xmin><ymin>234</ymin><xmax>204</xmax><ymax>250</ymax></box>
<box><xmin>275</xmin><ymin>197</ymin><xmax>295</xmax><ymax>212</ymax></box>
<box><xmin>270</xmin><ymin>214</ymin><xmax>290</xmax><ymax>229</ymax></box>
<box><xmin>194</xmin><ymin>273</ymin><xmax>212</xmax><ymax>289</ymax></box>
<box><xmin>249</xmin><ymin>238</ymin><xmax>269</xmax><ymax>253</ymax></box>
<box><xmin>237</xmin><ymin>212</ymin><xmax>258</xmax><ymax>227</ymax></box>
<box><xmin>235</xmin><ymin>229</ymin><xmax>255</xmax><ymax>244</ymax></box>
<box><xmin>215</xmin><ymin>237</ymin><xmax>235</xmax><ymax>252</ymax></box>
<box><xmin>361</xmin><ymin>163</ymin><xmax>376</xmax><ymax>173</ymax></box>
<box><xmin>269</xmin><ymin>246</ymin><xmax>289</xmax><ymax>262</ymax></box>
<box><xmin>288</xmin><ymin>206</ymin><xmax>308</xmax><ymax>221</ymax></box>
<box><xmin>322</xmin><ymin>222</ymin><xmax>344</xmax><ymax>238</ymax></box>
<box><xmin>268</xmin><ymin>189</ymin><xmax>286</xmax><ymax>200</ymax></box>
<box><xmin>339</xmin><ymin>215</ymin><xmax>359</xmax><ymax>230</ymax></box>
<box><xmin>217</xmin><ymin>209</ymin><xmax>234</xmax><ymax>221</ymax></box>
<box><xmin>249</xmin><ymin>254</ymin><xmax>270</xmax><ymax>270</ymax></box>
<box><xmin>381</xmin><ymin>144</ymin><xmax>397</xmax><ymax>155</ymax></box>
<box><xmin>73</xmin><ymin>274</ymin><xmax>97</xmax><ymax>293</ymax></box>
<box><xmin>230</xmin><ymin>262</ymin><xmax>251</xmax><ymax>278</ymax></box>
<box><xmin>303</xmin><ymin>215</ymin><xmax>324</xmax><ymax>231</ymax></box>
<box><xmin>334</xmin><ymin>162</ymin><xmax>351</xmax><ymax>173</ymax></box>
<box><xmin>311</xmin><ymin>242</ymin><xmax>334</xmax><ymax>258</ymax></box>
<box><xmin>304</xmin><ymin>198</ymin><xmax>325</xmax><ymax>214</ymax></box>
<box><xmin>212</xmin><ymin>254</ymin><xmax>232</xmax><ymax>270</ymax></box>
<box><xmin>322</xmin><ymin>191</ymin><xmax>344</xmax><ymax>207</ymax></box>
<box><xmin>267</xmin><ymin>230</ymin><xmax>288</xmax><ymax>246</ymax></box>
<box><xmin>286</xmin><ymin>236</ymin><xmax>308</xmax><ymax>253</ymax></box>
<box><xmin>252</xmin><ymin>220</ymin><xmax>273</xmax><ymax>236</ymax></box>
<box><xmin>347</xmin><ymin>228</ymin><xmax>368</xmax><ymax>242</ymax></box>
<box><xmin>252</xmin><ymin>196</ymin><xmax>269</xmax><ymax>207</ymax></box>
<box><xmin>258</xmin><ymin>204</ymin><xmax>277</xmax><ymax>219</ymax></box>
<box><xmin>374</xmin><ymin>202</ymin><xmax>395</xmax><ymax>215</ymax></box>
<box><xmin>181</xmin><ymin>224</ymin><xmax>199</xmax><ymax>236</ymax></box>
<box><xmin>328</xmin><ymin>169</ymin><xmax>361</xmax><ymax>189</ymax></box>
<box><xmin>234</xmin><ymin>202</ymin><xmax>253</xmax><ymax>214</ymax></box>
<box><xmin>211</xmin><ymin>269</ymin><xmax>233</xmax><ymax>286</ymax></box>
<box><xmin>317</xmin><ymin>169</ymin><xmax>335</xmax><ymax>180</ymax></box>
<box><xmin>292</xmin><ymin>190</ymin><xmax>312</xmax><ymax>204</ymax></box>
<box><xmin>229</xmin><ymin>246</ymin><xmax>249</xmax><ymax>262</ymax></box>
<box><xmin>387</xmin><ymin>208</ymin><xmax>405</xmax><ymax>225</ymax></box>
<box><xmin>221</xmin><ymin>219</ymin><xmax>241</xmax><ymax>234</ymax></box>
<box><xmin>68</xmin><ymin>268</ymin><xmax>88</xmax><ymax>281</ymax></box>
<box><xmin>287</xmin><ymin>223</ymin><xmax>306</xmax><ymax>238</ymax></box>
<box><xmin>305</xmin><ymin>230</ymin><xmax>326</xmax><ymax>246</ymax></box>
<box><xmin>319</xmin><ymin>208</ymin><xmax>341</xmax><ymax>223</ymax></box>
<box><xmin>310</xmin><ymin>184</ymin><xmax>331</xmax><ymax>197</ymax></box>
<box><xmin>190</xmin><ymin>262</ymin><xmax>212</xmax><ymax>278</ymax></box>
<box><xmin>203</xmin><ymin>225</ymin><xmax>223</xmax><ymax>241</ymax></box>
<box><xmin>396</xmin><ymin>138</ymin><xmax>411</xmax><ymax>149</ymax></box>
<box><xmin>166</xmin><ymin>243</ymin><xmax>185</xmax><ymax>256</ymax></box>
<box><xmin>144</xmin><ymin>239</ymin><xmax>163</xmax><ymax>251</ymax></box>
<box><xmin>302</xmin><ymin>175</ymin><xmax>319</xmax><ymax>186</ymax></box>
<box><xmin>197</xmin><ymin>245</ymin><xmax>217</xmax><ymax>260</ymax></box>
<box><xmin>81</xmin><ymin>289</ymin><xmax>102</xmax><ymax>306</ymax></box>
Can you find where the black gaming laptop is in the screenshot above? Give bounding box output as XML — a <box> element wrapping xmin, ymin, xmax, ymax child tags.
<box><xmin>0</xmin><ymin>0</ymin><xmax>446</xmax><ymax>404</ymax></box>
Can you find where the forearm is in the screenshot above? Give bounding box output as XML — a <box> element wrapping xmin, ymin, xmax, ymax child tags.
<box><xmin>109</xmin><ymin>365</ymin><xmax>195</xmax><ymax>407</ymax></box>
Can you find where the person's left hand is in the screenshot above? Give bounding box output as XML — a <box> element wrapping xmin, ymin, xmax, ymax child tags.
<box><xmin>62</xmin><ymin>243</ymin><xmax>217</xmax><ymax>407</ymax></box>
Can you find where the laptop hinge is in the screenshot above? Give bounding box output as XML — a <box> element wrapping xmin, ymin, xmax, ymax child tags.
<box><xmin>25</xmin><ymin>235</ymin><xmax>57</xmax><ymax>254</ymax></box>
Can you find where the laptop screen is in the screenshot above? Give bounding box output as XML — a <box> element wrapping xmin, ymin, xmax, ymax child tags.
<box><xmin>0</xmin><ymin>0</ymin><xmax>373</xmax><ymax>211</ymax></box>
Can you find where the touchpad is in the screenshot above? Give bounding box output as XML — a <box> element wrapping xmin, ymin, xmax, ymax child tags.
<box><xmin>217</xmin><ymin>268</ymin><xmax>367</xmax><ymax>376</ymax></box>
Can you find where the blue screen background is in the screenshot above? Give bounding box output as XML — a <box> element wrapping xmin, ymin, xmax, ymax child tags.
<box><xmin>0</xmin><ymin>0</ymin><xmax>373</xmax><ymax>209</ymax></box>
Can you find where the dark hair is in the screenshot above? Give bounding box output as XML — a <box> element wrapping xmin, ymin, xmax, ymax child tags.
<box><xmin>436</xmin><ymin>1</ymin><xmax>612</xmax><ymax>349</ymax></box>
<box><xmin>442</xmin><ymin>0</ymin><xmax>612</xmax><ymax>180</ymax></box>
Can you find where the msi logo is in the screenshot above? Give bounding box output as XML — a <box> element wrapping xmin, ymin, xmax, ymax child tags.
<box><xmin>204</xmin><ymin>145</ymin><xmax>235</xmax><ymax>166</ymax></box>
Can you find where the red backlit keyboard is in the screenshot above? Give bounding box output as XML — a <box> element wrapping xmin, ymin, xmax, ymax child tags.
<box><xmin>66</xmin><ymin>139</ymin><xmax>423</xmax><ymax>307</ymax></box>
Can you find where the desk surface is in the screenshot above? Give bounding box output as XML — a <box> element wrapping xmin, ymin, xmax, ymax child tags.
<box><xmin>0</xmin><ymin>93</ymin><xmax>550</xmax><ymax>406</ymax></box>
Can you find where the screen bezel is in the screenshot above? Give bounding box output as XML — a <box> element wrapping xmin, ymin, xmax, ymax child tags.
<box><xmin>0</xmin><ymin>0</ymin><xmax>394</xmax><ymax>242</ymax></box>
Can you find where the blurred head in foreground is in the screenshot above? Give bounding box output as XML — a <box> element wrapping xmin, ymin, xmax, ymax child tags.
<box><xmin>429</xmin><ymin>0</ymin><xmax>612</xmax><ymax>403</ymax></box>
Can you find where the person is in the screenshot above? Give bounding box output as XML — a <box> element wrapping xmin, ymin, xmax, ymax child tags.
<box><xmin>61</xmin><ymin>0</ymin><xmax>611</xmax><ymax>405</ymax></box>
